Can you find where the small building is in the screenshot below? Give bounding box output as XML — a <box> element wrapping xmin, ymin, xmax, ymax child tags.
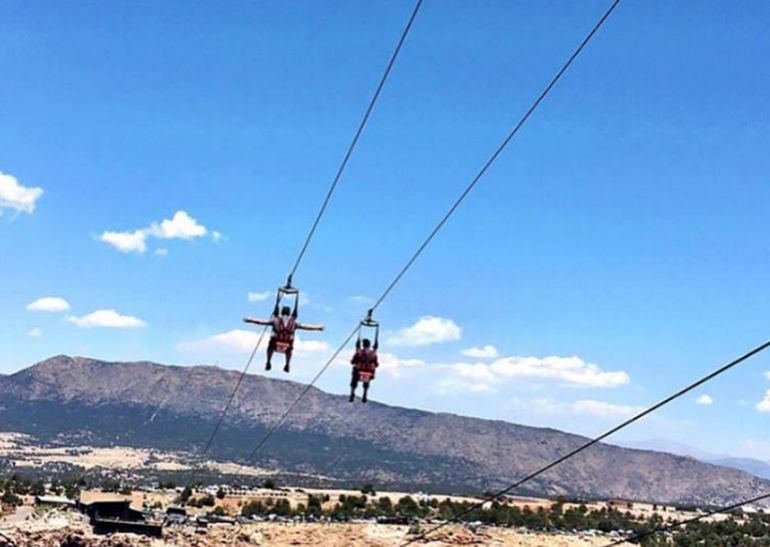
<box><xmin>79</xmin><ymin>499</ymin><xmax>162</xmax><ymax>537</ymax></box>
<box><xmin>35</xmin><ymin>495</ymin><xmax>76</xmax><ymax>508</ymax></box>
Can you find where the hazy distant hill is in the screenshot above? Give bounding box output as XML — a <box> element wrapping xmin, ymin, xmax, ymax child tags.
<box><xmin>623</xmin><ymin>439</ymin><xmax>770</xmax><ymax>481</ymax></box>
<box><xmin>0</xmin><ymin>355</ymin><xmax>767</xmax><ymax>505</ymax></box>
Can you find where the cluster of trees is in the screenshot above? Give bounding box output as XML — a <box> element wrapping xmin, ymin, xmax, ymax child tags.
<box><xmin>166</xmin><ymin>479</ymin><xmax>770</xmax><ymax>545</ymax></box>
<box><xmin>640</xmin><ymin>514</ymin><xmax>770</xmax><ymax>547</ymax></box>
<box><xmin>233</xmin><ymin>491</ymin><xmax>654</xmax><ymax>532</ymax></box>
<box><xmin>234</xmin><ymin>492</ymin><xmax>770</xmax><ymax>545</ymax></box>
<box><xmin>0</xmin><ymin>474</ymin><xmax>81</xmax><ymax>507</ymax></box>
<box><xmin>187</xmin><ymin>494</ymin><xmax>217</xmax><ymax>508</ymax></box>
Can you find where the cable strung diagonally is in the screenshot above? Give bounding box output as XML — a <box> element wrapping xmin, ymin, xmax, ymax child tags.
<box><xmin>182</xmin><ymin>0</ymin><xmax>423</xmax><ymax>484</ymax></box>
<box><xmin>602</xmin><ymin>491</ymin><xmax>770</xmax><ymax>546</ymax></box>
<box><xmin>245</xmin><ymin>325</ymin><xmax>361</xmax><ymax>463</ymax></box>
<box><xmin>183</xmin><ymin>325</ymin><xmax>269</xmax><ymax>489</ymax></box>
<box><xmin>400</xmin><ymin>338</ymin><xmax>770</xmax><ymax>546</ymax></box>
<box><xmin>244</xmin><ymin>0</ymin><xmax>624</xmax><ymax>467</ymax></box>
<box><xmin>289</xmin><ymin>0</ymin><xmax>424</xmax><ymax>277</ymax></box>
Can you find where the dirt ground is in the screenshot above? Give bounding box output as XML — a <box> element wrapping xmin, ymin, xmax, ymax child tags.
<box><xmin>0</xmin><ymin>522</ymin><xmax>626</xmax><ymax>547</ymax></box>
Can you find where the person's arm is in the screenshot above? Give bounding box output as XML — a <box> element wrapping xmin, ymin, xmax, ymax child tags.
<box><xmin>243</xmin><ymin>317</ymin><xmax>273</xmax><ymax>326</ymax></box>
<box><xmin>351</xmin><ymin>352</ymin><xmax>359</xmax><ymax>365</ymax></box>
<box><xmin>296</xmin><ymin>323</ymin><xmax>325</xmax><ymax>331</ymax></box>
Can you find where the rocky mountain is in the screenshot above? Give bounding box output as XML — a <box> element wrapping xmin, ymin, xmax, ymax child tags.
<box><xmin>0</xmin><ymin>355</ymin><xmax>767</xmax><ymax>506</ymax></box>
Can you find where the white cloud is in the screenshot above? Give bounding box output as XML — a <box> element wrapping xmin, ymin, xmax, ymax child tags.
<box><xmin>489</xmin><ymin>355</ymin><xmax>629</xmax><ymax>388</ymax></box>
<box><xmin>67</xmin><ymin>309</ymin><xmax>146</xmax><ymax>328</ymax></box>
<box><xmin>0</xmin><ymin>172</ymin><xmax>43</xmax><ymax>215</ymax></box>
<box><xmin>100</xmin><ymin>230</ymin><xmax>148</xmax><ymax>254</ymax></box>
<box><xmin>26</xmin><ymin>296</ymin><xmax>70</xmax><ymax>312</ymax></box>
<box><xmin>178</xmin><ymin>329</ymin><xmax>330</xmax><ymax>357</ymax></box>
<box><xmin>155</xmin><ymin>248</ymin><xmax>168</xmax><ymax>257</ymax></box>
<box><xmin>757</xmin><ymin>390</ymin><xmax>770</xmax><ymax>413</ymax></box>
<box><xmin>452</xmin><ymin>362</ymin><xmax>498</xmax><ymax>384</ymax></box>
<box><xmin>27</xmin><ymin>328</ymin><xmax>43</xmax><ymax>338</ymax></box>
<box><xmin>764</xmin><ymin>371</ymin><xmax>770</xmax><ymax>381</ymax></box>
<box><xmin>248</xmin><ymin>291</ymin><xmax>272</xmax><ymax>303</ymax></box>
<box><xmin>349</xmin><ymin>295</ymin><xmax>374</xmax><ymax>305</ymax></box>
<box><xmin>508</xmin><ymin>397</ymin><xmax>642</xmax><ymax>419</ymax></box>
<box><xmin>436</xmin><ymin>377</ymin><xmax>498</xmax><ymax>395</ymax></box>
<box><xmin>695</xmin><ymin>394</ymin><xmax>713</xmax><ymax>406</ymax></box>
<box><xmin>571</xmin><ymin>399</ymin><xmax>643</xmax><ymax>418</ymax></box>
<box><xmin>378</xmin><ymin>352</ymin><xmax>425</xmax><ymax>379</ymax></box>
<box><xmin>436</xmin><ymin>354</ymin><xmax>629</xmax><ymax>393</ymax></box>
<box><xmin>462</xmin><ymin>345</ymin><xmax>498</xmax><ymax>359</ymax></box>
<box><xmin>388</xmin><ymin>316</ymin><xmax>462</xmax><ymax>347</ymax></box>
<box><xmin>100</xmin><ymin>210</ymin><xmax>213</xmax><ymax>254</ymax></box>
<box><xmin>212</xmin><ymin>231</ymin><xmax>223</xmax><ymax>243</ymax></box>
<box><xmin>294</xmin><ymin>340</ymin><xmax>331</xmax><ymax>356</ymax></box>
<box><xmin>149</xmin><ymin>210</ymin><xmax>207</xmax><ymax>240</ymax></box>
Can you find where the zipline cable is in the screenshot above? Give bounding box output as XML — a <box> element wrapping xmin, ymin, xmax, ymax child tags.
<box><xmin>245</xmin><ymin>326</ymin><xmax>361</xmax><ymax>462</ymax></box>
<box><xmin>185</xmin><ymin>0</ymin><xmax>423</xmax><ymax>482</ymax></box>
<box><xmin>183</xmin><ymin>325</ymin><xmax>269</xmax><ymax>489</ymax></box>
<box><xmin>289</xmin><ymin>0</ymin><xmax>424</xmax><ymax>278</ymax></box>
<box><xmin>400</xmin><ymin>338</ymin><xmax>770</xmax><ymax>546</ymax></box>
<box><xmin>244</xmin><ymin>0</ymin><xmax>623</xmax><ymax>466</ymax></box>
<box><xmin>602</xmin><ymin>491</ymin><xmax>770</xmax><ymax>546</ymax></box>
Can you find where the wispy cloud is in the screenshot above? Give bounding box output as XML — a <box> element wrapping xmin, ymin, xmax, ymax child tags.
<box><xmin>27</xmin><ymin>328</ymin><xmax>43</xmax><ymax>338</ymax></box>
<box><xmin>757</xmin><ymin>390</ymin><xmax>770</xmax><ymax>413</ymax></box>
<box><xmin>0</xmin><ymin>171</ymin><xmax>43</xmax><ymax>216</ymax></box>
<box><xmin>388</xmin><ymin>316</ymin><xmax>462</xmax><ymax>347</ymax></box>
<box><xmin>377</xmin><ymin>352</ymin><xmax>426</xmax><ymax>379</ymax></box>
<box><xmin>26</xmin><ymin>296</ymin><xmax>70</xmax><ymax>312</ymax></box>
<box><xmin>449</xmin><ymin>355</ymin><xmax>629</xmax><ymax>389</ymax></box>
<box><xmin>178</xmin><ymin>329</ymin><xmax>330</xmax><ymax>357</ymax></box>
<box><xmin>101</xmin><ymin>229</ymin><xmax>148</xmax><ymax>253</ymax></box>
<box><xmin>695</xmin><ymin>394</ymin><xmax>713</xmax><ymax>406</ymax></box>
<box><xmin>100</xmin><ymin>211</ymin><xmax>216</xmax><ymax>254</ymax></box>
<box><xmin>67</xmin><ymin>309</ymin><xmax>146</xmax><ymax>328</ymax></box>
<box><xmin>509</xmin><ymin>397</ymin><xmax>643</xmax><ymax>419</ymax></box>
<box><xmin>489</xmin><ymin>356</ymin><xmax>629</xmax><ymax>388</ymax></box>
<box><xmin>436</xmin><ymin>377</ymin><xmax>498</xmax><ymax>395</ymax></box>
<box><xmin>570</xmin><ymin>399</ymin><xmax>643</xmax><ymax>418</ymax></box>
<box><xmin>461</xmin><ymin>345</ymin><xmax>498</xmax><ymax>359</ymax></box>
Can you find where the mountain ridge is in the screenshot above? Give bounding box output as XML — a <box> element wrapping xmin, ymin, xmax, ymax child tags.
<box><xmin>0</xmin><ymin>355</ymin><xmax>767</xmax><ymax>506</ymax></box>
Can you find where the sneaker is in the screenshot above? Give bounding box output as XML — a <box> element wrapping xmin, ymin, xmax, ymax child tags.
<box><xmin>283</xmin><ymin>364</ymin><xmax>290</xmax><ymax>373</ymax></box>
<box><xmin>265</xmin><ymin>362</ymin><xmax>272</xmax><ymax>371</ymax></box>
<box><xmin>349</xmin><ymin>394</ymin><xmax>355</xmax><ymax>403</ymax></box>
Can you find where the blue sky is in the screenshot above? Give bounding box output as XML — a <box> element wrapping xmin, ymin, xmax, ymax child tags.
<box><xmin>2</xmin><ymin>0</ymin><xmax>770</xmax><ymax>460</ymax></box>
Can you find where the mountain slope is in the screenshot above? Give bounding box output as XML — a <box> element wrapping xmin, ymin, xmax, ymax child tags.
<box><xmin>622</xmin><ymin>439</ymin><xmax>770</xmax><ymax>481</ymax></box>
<box><xmin>0</xmin><ymin>355</ymin><xmax>767</xmax><ymax>505</ymax></box>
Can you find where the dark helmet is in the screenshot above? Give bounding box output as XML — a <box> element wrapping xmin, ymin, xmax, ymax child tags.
<box><xmin>281</xmin><ymin>306</ymin><xmax>292</xmax><ymax>316</ymax></box>
<box><xmin>361</xmin><ymin>338</ymin><xmax>372</xmax><ymax>349</ymax></box>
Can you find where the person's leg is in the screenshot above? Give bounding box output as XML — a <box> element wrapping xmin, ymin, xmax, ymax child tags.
<box><xmin>283</xmin><ymin>347</ymin><xmax>293</xmax><ymax>373</ymax></box>
<box><xmin>266</xmin><ymin>339</ymin><xmax>276</xmax><ymax>370</ymax></box>
<box><xmin>349</xmin><ymin>371</ymin><xmax>359</xmax><ymax>402</ymax></box>
<box><xmin>362</xmin><ymin>381</ymin><xmax>370</xmax><ymax>403</ymax></box>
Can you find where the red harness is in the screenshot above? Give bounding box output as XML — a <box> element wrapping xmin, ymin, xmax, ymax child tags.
<box><xmin>272</xmin><ymin>316</ymin><xmax>296</xmax><ymax>353</ymax></box>
<box><xmin>354</xmin><ymin>349</ymin><xmax>378</xmax><ymax>381</ymax></box>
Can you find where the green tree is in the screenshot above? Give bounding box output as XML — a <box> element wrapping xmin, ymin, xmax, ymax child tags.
<box><xmin>178</xmin><ymin>486</ymin><xmax>192</xmax><ymax>504</ymax></box>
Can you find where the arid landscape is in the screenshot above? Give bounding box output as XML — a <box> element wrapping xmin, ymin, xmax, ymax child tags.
<box><xmin>1</xmin><ymin>357</ymin><xmax>769</xmax><ymax>545</ymax></box>
<box><xmin>0</xmin><ymin>522</ymin><xmax>624</xmax><ymax>547</ymax></box>
<box><xmin>0</xmin><ymin>478</ymin><xmax>738</xmax><ymax>547</ymax></box>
